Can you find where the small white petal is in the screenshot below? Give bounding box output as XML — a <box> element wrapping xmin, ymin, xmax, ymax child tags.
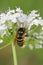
<box><xmin>0</xmin><ymin>24</ymin><xmax>7</xmax><ymax>30</ymax></box>
<box><xmin>28</xmin><ymin>22</ymin><xmax>34</xmax><ymax>30</ymax></box>
<box><xmin>32</xmin><ymin>19</ymin><xmax>40</xmax><ymax>25</ymax></box>
<box><xmin>0</xmin><ymin>39</ymin><xmax>3</xmax><ymax>44</ymax></box>
<box><xmin>42</xmin><ymin>27</ymin><xmax>43</xmax><ymax>30</ymax></box>
<box><xmin>30</xmin><ymin>10</ymin><xmax>39</xmax><ymax>17</ymax></box>
<box><xmin>12</xmin><ymin>18</ymin><xmax>17</xmax><ymax>23</ymax></box>
<box><xmin>18</xmin><ymin>14</ymin><xmax>27</xmax><ymax>22</ymax></box>
<box><xmin>40</xmin><ymin>45</ymin><xmax>42</xmax><ymax>48</ymax></box>
<box><xmin>7</xmin><ymin>10</ymin><xmax>15</xmax><ymax>15</ymax></box>
<box><xmin>38</xmin><ymin>17</ymin><xmax>42</xmax><ymax>19</ymax></box>
<box><xmin>29</xmin><ymin>44</ymin><xmax>33</xmax><ymax>50</ymax></box>
<box><xmin>16</xmin><ymin>8</ymin><xmax>23</xmax><ymax>13</ymax></box>
<box><xmin>30</xmin><ymin>10</ymin><xmax>38</xmax><ymax>14</ymax></box>
<box><xmin>0</xmin><ymin>13</ymin><xmax>6</xmax><ymax>24</ymax></box>
<box><xmin>40</xmin><ymin>41</ymin><xmax>43</xmax><ymax>44</ymax></box>
<box><xmin>14</xmin><ymin>13</ymin><xmax>20</xmax><ymax>18</ymax></box>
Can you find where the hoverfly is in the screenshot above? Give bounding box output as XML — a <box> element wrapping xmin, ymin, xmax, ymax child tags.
<box><xmin>14</xmin><ymin>21</ymin><xmax>29</xmax><ymax>47</ymax></box>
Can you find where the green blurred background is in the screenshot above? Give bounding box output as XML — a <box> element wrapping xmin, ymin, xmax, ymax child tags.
<box><xmin>0</xmin><ymin>0</ymin><xmax>43</xmax><ymax>65</ymax></box>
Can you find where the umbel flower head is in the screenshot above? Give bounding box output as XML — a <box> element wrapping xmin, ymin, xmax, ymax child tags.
<box><xmin>0</xmin><ymin>8</ymin><xmax>43</xmax><ymax>50</ymax></box>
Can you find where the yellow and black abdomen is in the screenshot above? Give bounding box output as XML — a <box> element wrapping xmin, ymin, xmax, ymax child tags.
<box><xmin>17</xmin><ymin>36</ymin><xmax>24</xmax><ymax>46</ymax></box>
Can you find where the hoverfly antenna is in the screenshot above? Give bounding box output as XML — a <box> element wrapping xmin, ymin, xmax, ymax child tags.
<box><xmin>20</xmin><ymin>24</ymin><xmax>23</xmax><ymax>27</ymax></box>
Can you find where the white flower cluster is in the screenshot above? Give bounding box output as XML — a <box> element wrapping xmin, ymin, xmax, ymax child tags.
<box><xmin>0</xmin><ymin>8</ymin><xmax>43</xmax><ymax>49</ymax></box>
<box><xmin>0</xmin><ymin>8</ymin><xmax>43</xmax><ymax>25</ymax></box>
<box><xmin>0</xmin><ymin>8</ymin><xmax>43</xmax><ymax>31</ymax></box>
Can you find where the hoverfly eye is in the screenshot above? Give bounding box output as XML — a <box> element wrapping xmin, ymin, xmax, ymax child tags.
<box><xmin>18</xmin><ymin>31</ymin><xmax>23</xmax><ymax>34</ymax></box>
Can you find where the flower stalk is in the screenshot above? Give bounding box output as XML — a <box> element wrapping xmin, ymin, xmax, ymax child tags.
<box><xmin>12</xmin><ymin>43</ymin><xmax>18</xmax><ymax>65</ymax></box>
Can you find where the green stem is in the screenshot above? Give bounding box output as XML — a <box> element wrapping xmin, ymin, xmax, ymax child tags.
<box><xmin>12</xmin><ymin>43</ymin><xmax>17</xmax><ymax>65</ymax></box>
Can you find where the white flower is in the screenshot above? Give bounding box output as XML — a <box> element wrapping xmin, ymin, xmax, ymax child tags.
<box><xmin>7</xmin><ymin>9</ymin><xmax>15</xmax><ymax>15</ymax></box>
<box><xmin>27</xmin><ymin>10</ymin><xmax>39</xmax><ymax>24</ymax></box>
<box><xmin>40</xmin><ymin>41</ymin><xmax>43</xmax><ymax>44</ymax></box>
<box><xmin>0</xmin><ymin>24</ymin><xmax>7</xmax><ymax>30</ymax></box>
<box><xmin>0</xmin><ymin>39</ymin><xmax>3</xmax><ymax>44</ymax></box>
<box><xmin>32</xmin><ymin>19</ymin><xmax>43</xmax><ymax>26</ymax></box>
<box><xmin>16</xmin><ymin>7</ymin><xmax>23</xmax><ymax>13</ymax></box>
<box><xmin>29</xmin><ymin>44</ymin><xmax>34</xmax><ymax>50</ymax></box>
<box><xmin>30</xmin><ymin>10</ymin><xmax>39</xmax><ymax>17</ymax></box>
<box><xmin>17</xmin><ymin>13</ymin><xmax>27</xmax><ymax>22</ymax></box>
<box><xmin>0</xmin><ymin>13</ymin><xmax>6</xmax><ymax>24</ymax></box>
<box><xmin>42</xmin><ymin>27</ymin><xmax>43</xmax><ymax>30</ymax></box>
<box><xmin>0</xmin><ymin>24</ymin><xmax>7</xmax><ymax>37</ymax></box>
<box><xmin>6</xmin><ymin>12</ymin><xmax>21</xmax><ymax>23</ymax></box>
<box><xmin>32</xmin><ymin>19</ymin><xmax>39</xmax><ymax>25</ymax></box>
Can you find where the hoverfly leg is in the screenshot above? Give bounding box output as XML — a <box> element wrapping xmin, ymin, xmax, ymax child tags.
<box><xmin>25</xmin><ymin>34</ymin><xmax>29</xmax><ymax>37</ymax></box>
<box><xmin>25</xmin><ymin>33</ymin><xmax>29</xmax><ymax>37</ymax></box>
